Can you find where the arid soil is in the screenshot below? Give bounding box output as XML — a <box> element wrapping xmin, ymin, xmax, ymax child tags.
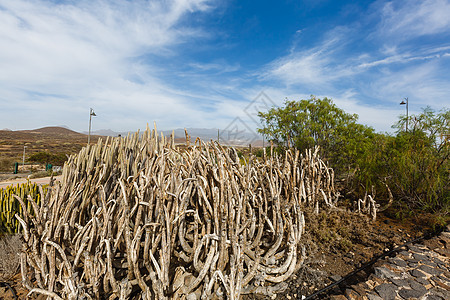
<box><xmin>0</xmin><ymin>208</ymin><xmax>435</xmax><ymax>299</ymax></box>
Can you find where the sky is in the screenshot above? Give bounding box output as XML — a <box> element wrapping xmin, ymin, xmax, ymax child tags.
<box><xmin>0</xmin><ymin>0</ymin><xmax>449</xmax><ymax>136</ymax></box>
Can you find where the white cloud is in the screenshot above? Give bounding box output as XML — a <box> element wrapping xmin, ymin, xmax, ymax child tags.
<box><xmin>371</xmin><ymin>62</ymin><xmax>450</xmax><ymax>106</ymax></box>
<box><xmin>265</xmin><ymin>51</ymin><xmax>330</xmax><ymax>86</ymax></box>
<box><xmin>188</xmin><ymin>61</ymin><xmax>240</xmax><ymax>73</ymax></box>
<box><xmin>257</xmin><ymin>0</ymin><xmax>450</xmax><ymax>133</ymax></box>
<box><xmin>261</xmin><ymin>32</ymin><xmax>356</xmax><ymax>87</ymax></box>
<box><xmin>379</xmin><ymin>0</ymin><xmax>450</xmax><ymax>39</ymax></box>
<box><xmin>0</xmin><ymin>0</ymin><xmax>215</xmax><ymax>131</ymax></box>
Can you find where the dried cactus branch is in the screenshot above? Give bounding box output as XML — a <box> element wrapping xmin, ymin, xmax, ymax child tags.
<box><xmin>16</xmin><ymin>127</ymin><xmax>338</xmax><ymax>299</ymax></box>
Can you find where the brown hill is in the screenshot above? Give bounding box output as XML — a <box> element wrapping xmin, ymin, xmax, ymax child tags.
<box><xmin>0</xmin><ymin>127</ymin><xmax>102</xmax><ymax>172</ymax></box>
<box><xmin>20</xmin><ymin>126</ymin><xmax>84</xmax><ymax>136</ymax></box>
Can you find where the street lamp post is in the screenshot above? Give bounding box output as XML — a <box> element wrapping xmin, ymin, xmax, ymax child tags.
<box><xmin>88</xmin><ymin>108</ymin><xmax>97</xmax><ymax>145</ymax></box>
<box><xmin>22</xmin><ymin>145</ymin><xmax>27</xmax><ymax>172</ymax></box>
<box><xmin>400</xmin><ymin>97</ymin><xmax>409</xmax><ymax>132</ymax></box>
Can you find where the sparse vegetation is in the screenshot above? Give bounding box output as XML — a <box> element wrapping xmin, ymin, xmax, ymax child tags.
<box><xmin>27</xmin><ymin>151</ymin><xmax>68</xmax><ymax>166</ymax></box>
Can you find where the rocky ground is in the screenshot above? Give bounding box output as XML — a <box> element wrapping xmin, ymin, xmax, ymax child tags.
<box><xmin>0</xmin><ymin>208</ymin><xmax>445</xmax><ymax>299</ymax></box>
<box><xmin>273</xmin><ymin>208</ymin><xmax>446</xmax><ymax>300</ymax></box>
<box><xmin>326</xmin><ymin>225</ymin><xmax>450</xmax><ymax>300</ymax></box>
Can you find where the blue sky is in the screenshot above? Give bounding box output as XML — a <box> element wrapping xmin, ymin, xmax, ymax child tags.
<box><xmin>0</xmin><ymin>0</ymin><xmax>449</xmax><ymax>135</ymax></box>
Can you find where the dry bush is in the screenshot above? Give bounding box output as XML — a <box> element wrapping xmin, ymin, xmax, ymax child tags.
<box><xmin>15</xmin><ymin>125</ymin><xmax>338</xmax><ymax>299</ymax></box>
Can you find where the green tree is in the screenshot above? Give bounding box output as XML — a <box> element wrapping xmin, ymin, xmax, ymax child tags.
<box><xmin>353</xmin><ymin>107</ymin><xmax>449</xmax><ymax>214</ymax></box>
<box><xmin>257</xmin><ymin>96</ymin><xmax>375</xmax><ymax>171</ymax></box>
<box><xmin>388</xmin><ymin>107</ymin><xmax>449</xmax><ymax>211</ymax></box>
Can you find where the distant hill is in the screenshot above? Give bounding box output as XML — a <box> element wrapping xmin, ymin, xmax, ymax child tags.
<box><xmin>21</xmin><ymin>126</ymin><xmax>85</xmax><ymax>136</ymax></box>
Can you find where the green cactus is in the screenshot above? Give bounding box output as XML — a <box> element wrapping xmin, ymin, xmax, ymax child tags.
<box><xmin>0</xmin><ymin>181</ymin><xmax>45</xmax><ymax>234</ymax></box>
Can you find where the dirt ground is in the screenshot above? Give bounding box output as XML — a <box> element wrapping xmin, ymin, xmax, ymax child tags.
<box><xmin>0</xmin><ymin>207</ymin><xmax>437</xmax><ymax>300</ymax></box>
<box><xmin>0</xmin><ymin>174</ymin><xmax>63</xmax><ymax>189</ymax></box>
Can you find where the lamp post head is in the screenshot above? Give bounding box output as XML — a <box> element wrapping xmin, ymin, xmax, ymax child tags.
<box><xmin>400</xmin><ymin>100</ymin><xmax>406</xmax><ymax>105</ymax></box>
<box><xmin>90</xmin><ymin>108</ymin><xmax>97</xmax><ymax>116</ymax></box>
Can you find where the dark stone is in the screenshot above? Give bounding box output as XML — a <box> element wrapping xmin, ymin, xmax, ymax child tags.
<box><xmin>388</xmin><ymin>257</ymin><xmax>407</xmax><ymax>267</ymax></box>
<box><xmin>410</xmin><ymin>258</ymin><xmax>421</xmax><ymax>264</ymax></box>
<box><xmin>410</xmin><ymin>269</ymin><xmax>426</xmax><ymax>278</ymax></box>
<box><xmin>413</xmin><ymin>253</ymin><xmax>428</xmax><ymax>261</ymax></box>
<box><xmin>366</xmin><ymin>294</ymin><xmax>383</xmax><ymax>300</ymax></box>
<box><xmin>433</xmin><ymin>257</ymin><xmax>445</xmax><ymax>265</ymax></box>
<box><xmin>398</xmin><ymin>287</ymin><xmax>426</xmax><ymax>299</ymax></box>
<box><xmin>426</xmin><ymin>295</ymin><xmax>444</xmax><ymax>300</ymax></box>
<box><xmin>418</xmin><ymin>264</ymin><xmax>443</xmax><ymax>276</ymax></box>
<box><xmin>398</xmin><ymin>251</ymin><xmax>411</xmax><ymax>257</ymax></box>
<box><xmin>408</xmin><ymin>262</ymin><xmax>419</xmax><ymax>267</ymax></box>
<box><xmin>428</xmin><ymin>287</ymin><xmax>450</xmax><ymax>299</ymax></box>
<box><xmin>408</xmin><ymin>280</ymin><xmax>427</xmax><ymax>293</ymax></box>
<box><xmin>390</xmin><ymin>278</ymin><xmax>410</xmax><ymax>287</ymax></box>
<box><xmin>375</xmin><ymin>266</ymin><xmax>399</xmax><ymax>280</ymax></box>
<box><xmin>422</xmin><ymin>260</ymin><xmax>438</xmax><ymax>268</ymax></box>
<box><xmin>374</xmin><ymin>283</ymin><xmax>397</xmax><ymax>300</ymax></box>
<box><xmin>414</xmin><ymin>277</ymin><xmax>430</xmax><ymax>286</ymax></box>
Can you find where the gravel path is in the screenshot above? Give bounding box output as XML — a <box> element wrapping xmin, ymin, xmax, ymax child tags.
<box><xmin>0</xmin><ymin>175</ymin><xmax>62</xmax><ymax>189</ymax></box>
<box><xmin>330</xmin><ymin>225</ymin><xmax>450</xmax><ymax>300</ymax></box>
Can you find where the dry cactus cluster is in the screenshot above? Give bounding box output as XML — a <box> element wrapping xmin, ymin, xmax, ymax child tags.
<box><xmin>16</xmin><ymin>125</ymin><xmax>339</xmax><ymax>299</ymax></box>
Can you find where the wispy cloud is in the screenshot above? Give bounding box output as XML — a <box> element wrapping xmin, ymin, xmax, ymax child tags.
<box><xmin>188</xmin><ymin>61</ymin><xmax>240</xmax><ymax>73</ymax></box>
<box><xmin>257</xmin><ymin>0</ymin><xmax>450</xmax><ymax>132</ymax></box>
<box><xmin>261</xmin><ymin>31</ymin><xmax>355</xmax><ymax>87</ymax></box>
<box><xmin>379</xmin><ymin>0</ymin><xmax>450</xmax><ymax>39</ymax></box>
<box><xmin>0</xmin><ymin>0</ymin><xmax>216</xmax><ymax>130</ymax></box>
